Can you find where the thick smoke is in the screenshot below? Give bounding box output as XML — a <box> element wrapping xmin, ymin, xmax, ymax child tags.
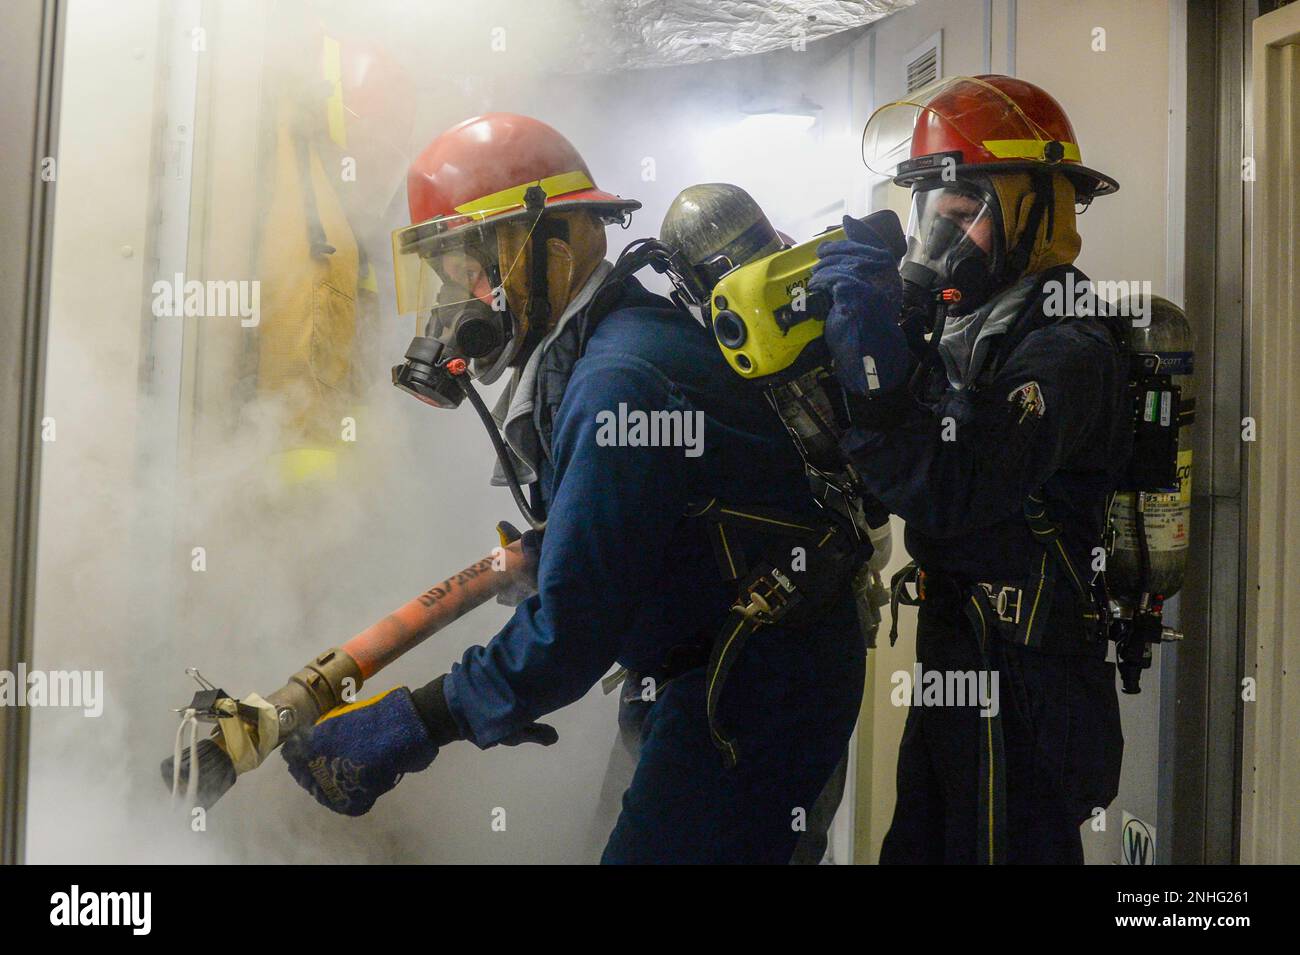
<box><xmin>27</xmin><ymin>0</ymin><xmax>863</xmax><ymax>863</ymax></box>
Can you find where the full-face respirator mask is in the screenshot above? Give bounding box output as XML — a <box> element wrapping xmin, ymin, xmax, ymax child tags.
<box><xmin>898</xmin><ymin>178</ymin><xmax>1007</xmax><ymax>337</ymax></box>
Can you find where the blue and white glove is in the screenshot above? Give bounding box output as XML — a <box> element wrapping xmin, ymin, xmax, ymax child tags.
<box><xmin>281</xmin><ymin>686</ymin><xmax>438</xmax><ymax>817</ymax></box>
<box><xmin>809</xmin><ymin>215</ymin><xmax>907</xmax><ymax>396</ymax></box>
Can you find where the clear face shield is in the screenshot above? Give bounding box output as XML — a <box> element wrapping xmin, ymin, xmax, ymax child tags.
<box><xmin>901</xmin><ymin>183</ymin><xmax>1002</xmax><ymax>313</ymax></box>
<box><xmin>861</xmin><ymin>75</ymin><xmax>1060</xmax><ymax>181</ymax></box>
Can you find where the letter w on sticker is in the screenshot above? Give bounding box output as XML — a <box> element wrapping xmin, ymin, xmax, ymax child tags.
<box><xmin>1008</xmin><ymin>381</ymin><xmax>1047</xmax><ymax>425</ymax></box>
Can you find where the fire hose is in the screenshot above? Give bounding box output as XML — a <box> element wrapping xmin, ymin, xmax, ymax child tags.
<box><xmin>160</xmin><ymin>526</ymin><xmax>535</xmax><ymax>809</ymax></box>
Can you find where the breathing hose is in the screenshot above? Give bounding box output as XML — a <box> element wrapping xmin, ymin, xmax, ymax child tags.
<box><xmin>455</xmin><ymin>371</ymin><xmax>548</xmax><ymax>532</ymax></box>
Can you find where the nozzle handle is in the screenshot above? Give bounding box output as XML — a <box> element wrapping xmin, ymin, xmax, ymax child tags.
<box><xmin>157</xmin><ymin>540</ymin><xmax>535</xmax><ymax>809</ymax></box>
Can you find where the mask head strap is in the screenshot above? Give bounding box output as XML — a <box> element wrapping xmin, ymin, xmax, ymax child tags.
<box><xmin>521</xmin><ymin>186</ymin><xmax>554</xmax><ymax>357</ymax></box>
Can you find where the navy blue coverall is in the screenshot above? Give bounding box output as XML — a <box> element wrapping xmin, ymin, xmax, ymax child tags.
<box><xmin>844</xmin><ymin>265</ymin><xmax>1128</xmax><ymax>864</ymax></box>
<box><xmin>439</xmin><ymin>277</ymin><xmax>864</xmax><ymax>864</ymax></box>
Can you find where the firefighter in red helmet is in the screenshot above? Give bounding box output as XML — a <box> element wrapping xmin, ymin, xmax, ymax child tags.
<box><xmin>391</xmin><ymin>113</ymin><xmax>639</xmax><ymax>398</ymax></box>
<box><xmin>810</xmin><ymin>75</ymin><xmax>1131</xmax><ymax>863</ymax></box>
<box><xmin>281</xmin><ymin>113</ymin><xmax>866</xmax><ymax>863</ymax></box>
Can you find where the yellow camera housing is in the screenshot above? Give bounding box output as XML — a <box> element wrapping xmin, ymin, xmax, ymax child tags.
<box><xmin>708</xmin><ymin>226</ymin><xmax>838</xmax><ymax>382</ymax></box>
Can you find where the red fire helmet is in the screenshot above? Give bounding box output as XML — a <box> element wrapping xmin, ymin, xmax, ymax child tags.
<box><xmin>404</xmin><ymin>112</ymin><xmax>640</xmax><ymax>228</ymax></box>
<box><xmin>863</xmin><ymin>75</ymin><xmax>1118</xmax><ymax>200</ymax></box>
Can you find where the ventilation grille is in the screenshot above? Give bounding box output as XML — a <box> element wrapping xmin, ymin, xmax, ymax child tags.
<box><xmin>904</xmin><ymin>31</ymin><xmax>942</xmax><ymax>92</ymax></box>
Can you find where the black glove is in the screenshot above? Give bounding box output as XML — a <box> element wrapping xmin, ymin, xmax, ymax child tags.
<box><xmin>410</xmin><ymin>675</ymin><xmax>558</xmax><ymax>748</ymax></box>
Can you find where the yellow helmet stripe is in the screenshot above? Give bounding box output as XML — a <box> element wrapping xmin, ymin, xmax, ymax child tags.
<box><xmin>982</xmin><ymin>139</ymin><xmax>1082</xmax><ymax>162</ymax></box>
<box><xmin>454</xmin><ymin>170</ymin><xmax>595</xmax><ymax>216</ymax></box>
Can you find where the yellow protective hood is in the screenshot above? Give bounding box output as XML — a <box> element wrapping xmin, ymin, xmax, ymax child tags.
<box><xmin>497</xmin><ymin>211</ymin><xmax>608</xmax><ymax>346</ymax></box>
<box><xmin>987</xmin><ymin>171</ymin><xmax>1081</xmax><ymax>277</ymax></box>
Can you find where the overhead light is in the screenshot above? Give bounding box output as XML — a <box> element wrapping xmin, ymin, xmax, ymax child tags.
<box><xmin>736</xmin><ymin>93</ymin><xmax>822</xmax><ymax>135</ymax></box>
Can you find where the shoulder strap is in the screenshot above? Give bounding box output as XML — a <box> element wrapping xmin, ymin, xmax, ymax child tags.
<box><xmin>686</xmin><ymin>499</ymin><xmax>863</xmax><ymax>767</ymax></box>
<box><xmin>533</xmin><ymin>240</ymin><xmax>697</xmax><ymax>463</ymax></box>
<box><xmin>531</xmin><ymin>270</ymin><xmax>641</xmax><ymax>465</ymax></box>
<box><xmin>1023</xmin><ymin>491</ymin><xmax>1108</xmax><ymax>640</ymax></box>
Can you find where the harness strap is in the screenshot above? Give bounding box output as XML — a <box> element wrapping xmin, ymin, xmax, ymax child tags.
<box><xmin>688</xmin><ymin>499</ymin><xmax>860</xmax><ymax>767</ymax></box>
<box><xmin>1023</xmin><ymin>491</ymin><xmax>1105</xmax><ymax>637</ymax></box>
<box><xmin>706</xmin><ymin>519</ymin><xmax>744</xmax><ymax>581</ymax></box>
<box><xmin>888</xmin><ymin>560</ymin><xmax>923</xmax><ymax>647</ymax></box>
<box><xmin>704</xmin><ymin>551</ymin><xmax>811</xmax><ymax>769</ymax></box>
<box><xmin>705</xmin><ymin>609</ymin><xmax>764</xmax><ymax>768</ymax></box>
<box><xmin>687</xmin><ymin>498</ymin><xmax>832</xmax><ymax>541</ymax></box>
<box><xmin>962</xmin><ymin>593</ymin><xmax>1008</xmax><ymax>865</ymax></box>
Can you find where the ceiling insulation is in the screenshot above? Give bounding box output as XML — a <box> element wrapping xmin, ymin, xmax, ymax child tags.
<box><xmin>570</xmin><ymin>0</ymin><xmax>916</xmax><ymax>72</ymax></box>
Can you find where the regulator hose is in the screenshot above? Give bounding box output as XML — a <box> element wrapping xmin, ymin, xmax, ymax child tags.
<box><xmin>456</xmin><ymin>373</ymin><xmax>548</xmax><ymax>532</ymax></box>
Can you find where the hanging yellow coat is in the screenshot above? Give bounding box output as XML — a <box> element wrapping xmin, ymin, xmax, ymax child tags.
<box><xmin>255</xmin><ymin>96</ymin><xmax>362</xmax><ymax>482</ymax></box>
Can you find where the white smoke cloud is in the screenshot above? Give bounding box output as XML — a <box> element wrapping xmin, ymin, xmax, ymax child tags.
<box><xmin>27</xmin><ymin>0</ymin><xmax>864</xmax><ymax>863</ymax></box>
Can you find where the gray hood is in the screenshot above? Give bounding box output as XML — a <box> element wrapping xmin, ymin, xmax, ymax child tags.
<box><xmin>489</xmin><ymin>260</ymin><xmax>614</xmax><ymax>486</ymax></box>
<box><xmin>937</xmin><ymin>275</ymin><xmax>1041</xmax><ymax>390</ymax></box>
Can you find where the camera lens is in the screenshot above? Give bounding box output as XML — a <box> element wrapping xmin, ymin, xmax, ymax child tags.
<box><xmin>713</xmin><ymin>310</ymin><xmax>747</xmax><ymax>348</ymax></box>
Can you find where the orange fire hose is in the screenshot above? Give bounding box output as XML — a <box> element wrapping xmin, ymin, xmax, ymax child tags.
<box><xmin>161</xmin><ymin>535</ymin><xmax>534</xmax><ymax>808</ymax></box>
<box><xmin>342</xmin><ymin>541</ymin><xmax>530</xmax><ymax>678</ymax></box>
